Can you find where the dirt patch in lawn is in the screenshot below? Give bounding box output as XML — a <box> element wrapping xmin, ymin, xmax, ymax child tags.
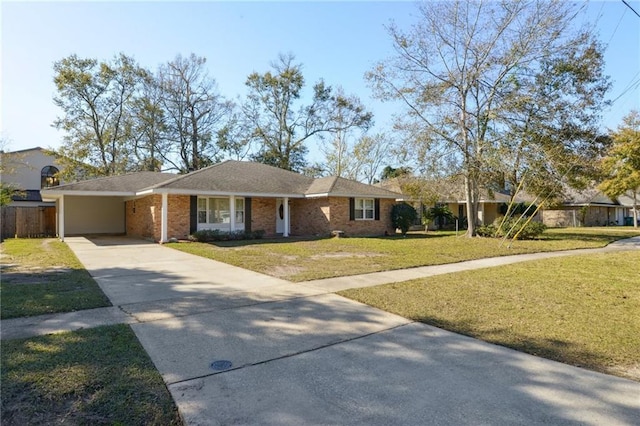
<box><xmin>310</xmin><ymin>252</ymin><xmax>383</xmax><ymax>260</ymax></box>
<box><xmin>267</xmin><ymin>265</ymin><xmax>306</xmax><ymax>279</ymax></box>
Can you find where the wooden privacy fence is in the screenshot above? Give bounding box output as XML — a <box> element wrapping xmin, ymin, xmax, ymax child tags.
<box><xmin>1</xmin><ymin>206</ymin><xmax>56</xmax><ymax>240</ymax></box>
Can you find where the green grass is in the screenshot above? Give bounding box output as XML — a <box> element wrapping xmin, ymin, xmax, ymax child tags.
<box><xmin>1</xmin><ymin>324</ymin><xmax>182</xmax><ymax>425</ymax></box>
<box><xmin>1</xmin><ymin>239</ymin><xmax>111</xmax><ymax>319</ymax></box>
<box><xmin>340</xmin><ymin>250</ymin><xmax>640</xmax><ymax>381</ymax></box>
<box><xmin>167</xmin><ymin>227</ymin><xmax>640</xmax><ymax>282</ymax></box>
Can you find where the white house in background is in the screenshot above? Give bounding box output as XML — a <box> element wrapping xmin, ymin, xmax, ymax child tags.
<box><xmin>1</xmin><ymin>147</ymin><xmax>64</xmax><ymax>207</ymax></box>
<box><xmin>1</xmin><ymin>147</ymin><xmax>64</xmax><ymax>238</ymax></box>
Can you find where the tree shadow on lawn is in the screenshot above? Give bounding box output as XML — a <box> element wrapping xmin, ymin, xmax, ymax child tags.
<box><xmin>1</xmin><ymin>324</ymin><xmax>181</xmax><ymax>426</ymax></box>
<box><xmin>0</xmin><ymin>267</ymin><xmax>111</xmax><ymax>320</ymax></box>
<box><xmin>411</xmin><ymin>314</ymin><xmax>636</xmax><ymax>381</ymax></box>
<box><xmin>205</xmin><ymin>231</ymin><xmax>451</xmax><ymax>248</ymax></box>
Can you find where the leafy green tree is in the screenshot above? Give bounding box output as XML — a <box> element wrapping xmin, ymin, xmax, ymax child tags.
<box><xmin>131</xmin><ymin>73</ymin><xmax>168</xmax><ymax>171</ymax></box>
<box><xmin>496</xmin><ymin>35</ymin><xmax>610</xmax><ymax>202</ymax></box>
<box><xmin>599</xmin><ymin>111</ymin><xmax>640</xmax><ymax>228</ymax></box>
<box><xmin>0</xmin><ymin>138</ymin><xmax>22</xmax><ymax>206</ymax></box>
<box><xmin>391</xmin><ymin>203</ymin><xmax>417</xmax><ymax>236</ymax></box>
<box><xmin>367</xmin><ymin>0</ymin><xmax>609</xmax><ymax>236</ymax></box>
<box><xmin>380</xmin><ymin>166</ymin><xmax>411</xmax><ymax>181</ymax></box>
<box><xmin>53</xmin><ymin>53</ymin><xmax>146</xmax><ymax>178</ymax></box>
<box><xmin>244</xmin><ymin>53</ymin><xmax>372</xmax><ymax>171</ymax></box>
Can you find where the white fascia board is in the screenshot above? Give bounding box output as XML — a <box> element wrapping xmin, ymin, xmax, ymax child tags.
<box><xmin>306</xmin><ymin>193</ymin><xmax>402</xmax><ymax>200</ymax></box>
<box><xmin>42</xmin><ymin>190</ymin><xmax>135</xmax><ymax>197</ymax></box>
<box><xmin>141</xmin><ymin>188</ymin><xmax>305</xmax><ymax>198</ymax></box>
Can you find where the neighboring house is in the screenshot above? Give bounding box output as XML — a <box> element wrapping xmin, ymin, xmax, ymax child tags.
<box><xmin>1</xmin><ymin>147</ymin><xmax>64</xmax><ymax>206</ymax></box>
<box><xmin>378</xmin><ymin>176</ymin><xmax>537</xmax><ymax>229</ymax></box>
<box><xmin>1</xmin><ymin>147</ymin><xmax>64</xmax><ymax>238</ymax></box>
<box><xmin>541</xmin><ymin>187</ymin><xmax>635</xmax><ymax>227</ymax></box>
<box><xmin>42</xmin><ymin>160</ymin><xmax>402</xmax><ymax>242</ymax></box>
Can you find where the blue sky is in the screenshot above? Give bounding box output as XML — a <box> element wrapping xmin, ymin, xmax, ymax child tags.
<box><xmin>2</xmin><ymin>1</ymin><xmax>639</xmax><ymax>162</ymax></box>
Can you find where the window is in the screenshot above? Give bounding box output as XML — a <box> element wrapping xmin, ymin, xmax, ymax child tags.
<box><xmin>41</xmin><ymin>166</ymin><xmax>60</xmax><ymax>188</ymax></box>
<box><xmin>197</xmin><ymin>197</ymin><xmax>244</xmax><ymax>225</ymax></box>
<box><xmin>235</xmin><ymin>198</ymin><xmax>244</xmax><ymax>224</ymax></box>
<box><xmin>197</xmin><ymin>198</ymin><xmax>207</xmax><ymax>224</ymax></box>
<box><xmin>355</xmin><ymin>198</ymin><xmax>375</xmax><ymax>220</ymax></box>
<box><xmin>210</xmin><ymin>198</ymin><xmax>230</xmax><ymax>223</ymax></box>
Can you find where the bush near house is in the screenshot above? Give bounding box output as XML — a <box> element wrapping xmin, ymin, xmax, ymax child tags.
<box><xmin>477</xmin><ymin>215</ymin><xmax>547</xmax><ymax>240</ymax></box>
<box><xmin>391</xmin><ymin>203</ymin><xmax>418</xmax><ymax>236</ymax></box>
<box><xmin>189</xmin><ymin>229</ymin><xmax>266</xmax><ymax>242</ymax></box>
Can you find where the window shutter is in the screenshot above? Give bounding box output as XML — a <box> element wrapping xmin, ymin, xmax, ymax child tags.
<box><xmin>189</xmin><ymin>196</ymin><xmax>198</xmax><ymax>234</ymax></box>
<box><xmin>245</xmin><ymin>197</ymin><xmax>252</xmax><ymax>232</ymax></box>
<box><xmin>374</xmin><ymin>199</ymin><xmax>380</xmax><ymax>221</ymax></box>
<box><xmin>349</xmin><ymin>198</ymin><xmax>355</xmax><ymax>221</ymax></box>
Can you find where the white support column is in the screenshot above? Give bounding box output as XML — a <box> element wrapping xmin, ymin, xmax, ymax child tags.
<box><xmin>229</xmin><ymin>195</ymin><xmax>236</xmax><ymax>232</ymax></box>
<box><xmin>161</xmin><ymin>192</ymin><xmax>168</xmax><ymax>243</ymax></box>
<box><xmin>58</xmin><ymin>195</ymin><xmax>65</xmax><ymax>242</ymax></box>
<box><xmin>283</xmin><ymin>197</ymin><xmax>289</xmax><ymax>237</ymax></box>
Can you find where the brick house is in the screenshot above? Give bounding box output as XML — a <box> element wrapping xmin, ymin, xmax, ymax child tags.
<box><xmin>42</xmin><ymin>161</ymin><xmax>402</xmax><ymax>242</ymax></box>
<box><xmin>540</xmin><ymin>187</ymin><xmax>636</xmax><ymax>227</ymax></box>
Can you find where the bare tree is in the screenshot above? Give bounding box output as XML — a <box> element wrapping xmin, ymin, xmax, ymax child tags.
<box><xmin>351</xmin><ymin>133</ymin><xmax>390</xmax><ymax>184</ymax></box>
<box><xmin>158</xmin><ymin>54</ymin><xmax>232</xmax><ymax>172</ymax></box>
<box><xmin>367</xmin><ymin>0</ymin><xmax>609</xmax><ymax>236</ymax></box>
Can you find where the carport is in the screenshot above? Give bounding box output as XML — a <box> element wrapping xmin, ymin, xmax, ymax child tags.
<box><xmin>43</xmin><ymin>193</ymin><xmax>130</xmax><ymax>240</ymax></box>
<box><xmin>41</xmin><ymin>172</ymin><xmax>176</xmax><ymax>241</ymax></box>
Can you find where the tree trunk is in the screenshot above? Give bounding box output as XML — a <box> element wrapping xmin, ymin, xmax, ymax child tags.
<box><xmin>464</xmin><ymin>174</ymin><xmax>477</xmax><ymax>237</ymax></box>
<box><xmin>633</xmin><ymin>190</ymin><xmax>638</xmax><ymax>229</ymax></box>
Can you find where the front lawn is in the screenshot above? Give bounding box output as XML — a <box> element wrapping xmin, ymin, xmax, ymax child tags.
<box><xmin>0</xmin><ymin>239</ymin><xmax>111</xmax><ymax>319</ymax></box>
<box><xmin>340</xmin><ymin>250</ymin><xmax>640</xmax><ymax>381</ymax></box>
<box><xmin>1</xmin><ymin>324</ymin><xmax>181</xmax><ymax>425</ymax></box>
<box><xmin>167</xmin><ymin>227</ymin><xmax>640</xmax><ymax>282</ymax></box>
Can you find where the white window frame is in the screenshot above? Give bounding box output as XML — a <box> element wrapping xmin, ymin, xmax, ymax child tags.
<box><xmin>197</xmin><ymin>197</ymin><xmax>245</xmax><ymax>231</ymax></box>
<box><xmin>355</xmin><ymin>198</ymin><xmax>375</xmax><ymax>220</ymax></box>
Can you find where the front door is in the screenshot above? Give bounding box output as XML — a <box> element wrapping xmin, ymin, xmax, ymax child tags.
<box><xmin>276</xmin><ymin>198</ymin><xmax>290</xmax><ymax>235</ymax></box>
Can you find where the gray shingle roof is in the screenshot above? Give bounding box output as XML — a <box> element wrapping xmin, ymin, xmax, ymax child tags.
<box><xmin>151</xmin><ymin>161</ymin><xmax>315</xmax><ymax>195</ymax></box>
<box><xmin>42</xmin><ymin>161</ymin><xmax>403</xmax><ymax>199</ymax></box>
<box><xmin>307</xmin><ymin>176</ymin><xmax>401</xmax><ymax>198</ymax></box>
<box><xmin>43</xmin><ymin>172</ymin><xmax>177</xmax><ymax>193</ymax></box>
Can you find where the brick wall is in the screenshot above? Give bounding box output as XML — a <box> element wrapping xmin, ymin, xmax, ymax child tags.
<box><xmin>128</xmin><ymin>195</ymin><xmax>397</xmax><ymax>241</ymax></box>
<box><xmin>126</xmin><ymin>195</ymin><xmax>159</xmax><ymax>240</ymax></box>
<box><xmin>328</xmin><ymin>197</ymin><xmax>396</xmax><ymax>236</ymax></box>
<box><xmin>250</xmin><ymin>197</ymin><xmax>277</xmax><ymax>236</ymax></box>
<box><xmin>542</xmin><ymin>207</ymin><xmax>614</xmax><ymax>227</ymax></box>
<box><xmin>167</xmin><ymin>195</ymin><xmax>190</xmax><ymax>239</ymax></box>
<box><xmin>291</xmin><ymin>198</ymin><xmax>330</xmax><ymax>236</ymax></box>
<box><xmin>126</xmin><ymin>194</ymin><xmax>190</xmax><ymax>241</ymax></box>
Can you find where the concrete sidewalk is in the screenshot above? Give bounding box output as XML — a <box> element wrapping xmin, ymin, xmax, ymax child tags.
<box><xmin>2</xmin><ymin>235</ymin><xmax>639</xmax><ymax>425</ymax></box>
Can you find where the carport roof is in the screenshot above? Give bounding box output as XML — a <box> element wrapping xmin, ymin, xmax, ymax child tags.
<box><xmin>42</xmin><ymin>171</ymin><xmax>177</xmax><ymax>196</ymax></box>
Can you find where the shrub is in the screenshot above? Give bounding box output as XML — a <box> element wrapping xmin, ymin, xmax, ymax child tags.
<box><xmin>478</xmin><ymin>216</ymin><xmax>546</xmax><ymax>240</ymax></box>
<box><xmin>190</xmin><ymin>229</ymin><xmax>266</xmax><ymax>242</ymax></box>
<box><xmin>391</xmin><ymin>203</ymin><xmax>418</xmax><ymax>236</ymax></box>
<box><xmin>424</xmin><ymin>205</ymin><xmax>456</xmax><ymax>230</ymax></box>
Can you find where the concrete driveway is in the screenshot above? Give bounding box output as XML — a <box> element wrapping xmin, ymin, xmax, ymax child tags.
<box><xmin>65</xmin><ymin>236</ymin><xmax>640</xmax><ymax>425</ymax></box>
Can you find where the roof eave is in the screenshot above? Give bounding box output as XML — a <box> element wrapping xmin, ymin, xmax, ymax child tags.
<box><xmin>142</xmin><ymin>188</ymin><xmax>306</xmax><ymax>198</ymax></box>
